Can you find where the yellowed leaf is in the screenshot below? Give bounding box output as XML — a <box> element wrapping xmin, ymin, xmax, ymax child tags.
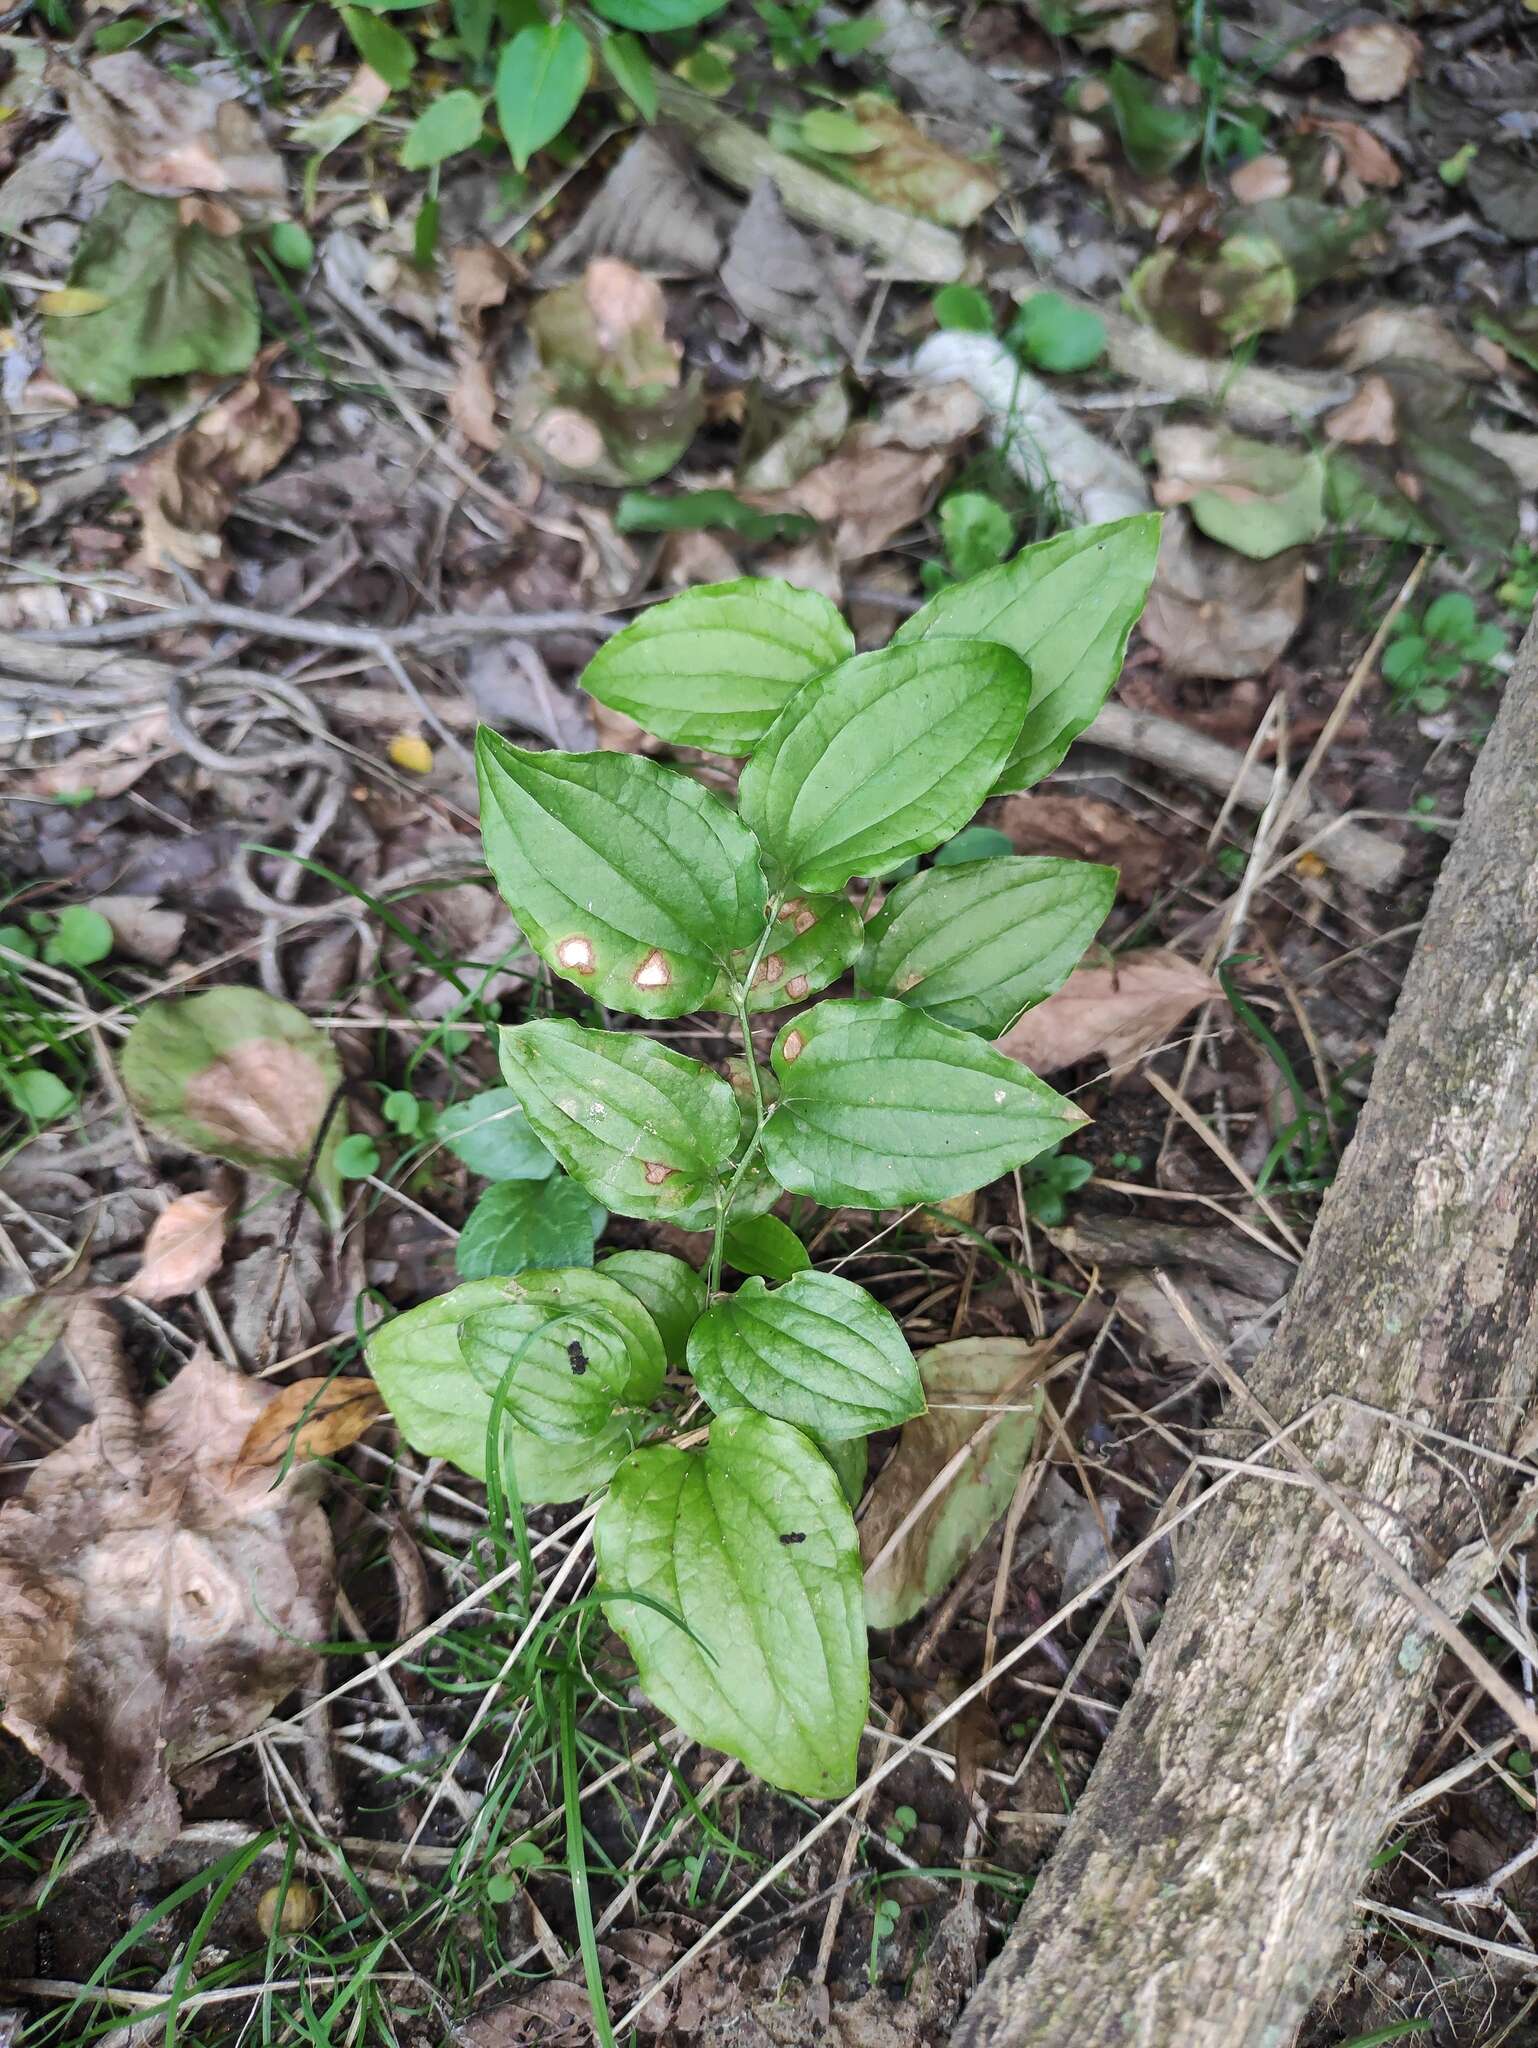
<box><xmin>842</xmin><ymin>94</ymin><xmax>1000</xmax><ymax>228</ymax></box>
<box><xmin>235</xmin><ymin>1376</ymin><xmax>387</xmax><ymax>1472</ymax></box>
<box><xmin>998</xmin><ymin>948</ymin><xmax>1219</xmax><ymax>1077</ymax></box>
<box><xmin>123</xmin><ymin>1190</ymin><xmax>228</xmax><ymax>1303</ymax></box>
<box><xmin>37</xmin><ymin>287</ymin><xmax>109</xmax><ymax>317</ymax></box>
<box><xmin>388</xmin><ymin>733</ymin><xmax>434</xmax><ymax>774</ymax></box>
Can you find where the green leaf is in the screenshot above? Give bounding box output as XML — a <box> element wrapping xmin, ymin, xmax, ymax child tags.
<box><xmin>931</xmin><ymin>283</ymin><xmax>995</xmax><ymax>333</ymax></box>
<box><xmin>2</xmin><ymin>1068</ymin><xmax>73</xmax><ymax>1121</ymax></box>
<box><xmin>614</xmin><ymin>489</ymin><xmax>819</xmax><ymax>544</ymax></box>
<box><xmin>800</xmin><ymin>107</ymin><xmax>881</xmax><ymax>155</ymax></box>
<box><xmin>896</xmin><ymin>513</ymin><xmax>1161</xmax><ymax>793</ymax></box>
<box><xmin>738</xmin><ymin>639</ymin><xmax>1032</xmax><ymax>893</ymax></box>
<box><xmin>44</xmin><ymin>187</ymin><xmax>259</xmax><ymax>408</ymax></box>
<box><xmin>595</xmin><ymin>1413</ymin><xmax>867</xmax><ymax>1797</ymax></box>
<box><xmin>687</xmin><ymin>1271</ymin><xmax>923</xmax><ymax>1440</ymax></box>
<box><xmin>704</xmin><ymin>893</ymin><xmax>864</xmax><ymax>1014</ymax></box>
<box><xmin>497</xmin><ymin>21</ymin><xmax>591</xmax><ymax>173</ymax></box>
<box><xmin>437</xmin><ymin>1087</ymin><xmax>557</xmax><ymax>1181</ymax></box>
<box><xmin>1424</xmin><ymin>591</ymin><xmax>1478</xmax><ymax>645</ymax></box>
<box><xmin>938</xmin><ymin>491</ymin><xmax>1013</xmax><ymax>579</ymax></box>
<box><xmin>579</xmin><ymin>579</ymin><xmax>854</xmax><ymax>755</ymax></box>
<box><xmin>599</xmin><ymin>30</ymin><xmax>657</xmax><ymax>121</ymax></box>
<box><xmin>400</xmin><ymin>89</ymin><xmax>486</xmax><ymax>169</ymax></box>
<box><xmin>858</xmin><ymin>857</ymin><xmax>1116</xmax><ymax>1036</ymax></box>
<box><xmin>41</xmin><ymin>905</ymin><xmax>113</xmax><ymax>968</ymax></box>
<box><xmin>269</xmin><ymin>221</ymin><xmax>315</xmax><ymax>271</ymax></box>
<box><xmin>932</xmin><ymin>825</ymin><xmax>1014</xmax><ymax>866</ymax></box>
<box><xmin>342</xmin><ymin>4</ymin><xmax>417</xmax><ymax>85</ymax></box>
<box><xmin>366</xmin><ymin>1274</ymin><xmax>653</xmax><ymax>1496</ymax></box>
<box><xmin>821</xmin><ymin>1433</ymin><xmax>868</xmax><ymax>1508</ymax></box>
<box><xmin>460</xmin><ymin>1295</ymin><xmax>660</xmax><ymax>1441</ymax></box>
<box><xmin>119</xmin><ymin>989</ymin><xmax>346</xmax><ymax>1227</ymax></box>
<box><xmin>1105</xmin><ymin>59</ymin><xmax>1202</xmax><ymax>176</ymax></box>
<box><xmin>1006</xmin><ymin>291</ymin><xmax>1106</xmax><ymax>374</ymax></box>
<box><xmin>499</xmin><ymin>1018</ymin><xmax>739</xmax><ymax>1225</ymax></box>
<box><xmin>456</xmin><ymin>1175</ymin><xmax>605</xmax><ymax>1279</ymax></box>
<box><xmin>477</xmin><ymin>732</ymin><xmax>766</xmax><ymax>1019</ymax></box>
<box><xmin>335</xmin><ymin>1133</ymin><xmax>380</xmax><ymax>1179</ymax></box>
<box><xmin>722</xmin><ymin>1214</ymin><xmax>810</xmax><ymax>1282</ymax></box>
<box><xmin>862</xmin><ymin>1338</ymin><xmax>1045</xmax><ymax>1628</ymax></box>
<box><xmin>589</xmin><ymin>0</ymin><xmax>731</xmax><ymax>30</ymax></box>
<box><xmin>0</xmin><ymin>1283</ymin><xmax>80</xmax><ymax>1407</ymax></box>
<box><xmin>763</xmin><ymin>997</ymin><xmax>1084</xmax><ymax>1207</ymax></box>
<box><xmin>597</xmin><ymin>1249</ymin><xmax>706</xmax><ymax>1361</ymax></box>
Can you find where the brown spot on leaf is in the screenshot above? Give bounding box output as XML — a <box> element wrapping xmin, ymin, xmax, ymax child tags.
<box><xmin>184</xmin><ymin>1038</ymin><xmax>330</xmax><ymax>1166</ymax></box>
<box><xmin>643</xmin><ymin>1161</ymin><xmax>676</xmax><ymax>1185</ymax></box>
<box><xmin>633</xmin><ymin>949</ymin><xmax>672</xmax><ymax>990</ymax></box>
<box><xmin>785</xmin><ymin>974</ymin><xmax>810</xmax><ymax>1001</ymax></box>
<box><xmin>753</xmin><ymin>955</ymin><xmax>784</xmax><ymax>988</ymax></box>
<box><xmin>792</xmin><ymin>907</ymin><xmax>817</xmax><ymax>936</ymax></box>
<box><xmin>556</xmin><ymin>935</ymin><xmax>596</xmax><ymax>974</ymax></box>
<box><xmin>782</xmin><ymin>1030</ymin><xmax>805</xmax><ymax>1063</ymax></box>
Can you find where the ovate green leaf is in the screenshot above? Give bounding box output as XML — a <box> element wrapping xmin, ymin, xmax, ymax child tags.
<box><xmin>496</xmin><ymin>20</ymin><xmax>591</xmax><ymax>173</ymax></box>
<box><xmin>862</xmin><ymin>1337</ymin><xmax>1047</xmax><ymax>1629</ymax></box>
<box><xmin>722</xmin><ymin>1214</ymin><xmax>809</xmax><ymax>1282</ymax></box>
<box><xmin>460</xmin><ymin>1296</ymin><xmax>660</xmax><ymax>1442</ymax></box>
<box><xmin>580</xmin><ymin>579</ymin><xmax>853</xmax><ymax>755</ymax></box>
<box><xmin>500</xmin><ymin>1018</ymin><xmax>739</xmax><ymax>1224</ymax></box>
<box><xmin>687</xmin><ymin>1272</ymin><xmax>924</xmax><ymax>1440</ymax></box>
<box><xmin>738</xmin><ymin>639</ymin><xmax>1032</xmax><ymax>892</ymax></box>
<box><xmin>400</xmin><ymin>89</ymin><xmax>486</xmax><ymax>169</ymax></box>
<box><xmin>44</xmin><ymin>187</ymin><xmax>259</xmax><ymax>408</ymax></box>
<box><xmin>763</xmin><ymin>997</ymin><xmax>1084</xmax><ymax>1206</ymax></box>
<box><xmin>595</xmin><ymin>1414</ymin><xmax>867</xmax><ymax>1796</ymax></box>
<box><xmin>858</xmin><ymin>857</ymin><xmax>1116</xmax><ymax>1036</ymax></box>
<box><xmin>896</xmin><ymin>513</ymin><xmax>1161</xmax><ymax>793</ymax></box>
<box><xmin>589</xmin><ymin>0</ymin><xmax>731</xmax><ymax>29</ymax></box>
<box><xmin>455</xmin><ymin>1175</ymin><xmax>605</xmax><ymax>1280</ymax></box>
<box><xmin>120</xmin><ymin>989</ymin><xmax>346</xmax><ymax>1227</ymax></box>
<box><xmin>341</xmin><ymin>5</ymin><xmax>417</xmax><ymax>87</ymax></box>
<box><xmin>599</xmin><ymin>31</ymin><xmax>658</xmax><ymax>122</ymax></box>
<box><xmin>477</xmin><ymin>732</ymin><xmax>766</xmax><ymax>1018</ymax></box>
<box><xmin>436</xmin><ymin>1087</ymin><xmax>557</xmax><ymax>1181</ymax></box>
<box><xmin>0</xmin><ymin>1286</ymin><xmax>79</xmax><ymax>1408</ymax></box>
<box><xmin>598</xmin><ymin>1249</ymin><xmax>706</xmax><ymax>1361</ymax></box>
<box><xmin>704</xmin><ymin>893</ymin><xmax>863</xmax><ymax>1014</ymax></box>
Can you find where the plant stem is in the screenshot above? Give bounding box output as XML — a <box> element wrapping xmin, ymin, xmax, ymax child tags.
<box><xmin>705</xmin><ymin>899</ymin><xmax>785</xmax><ymax>1294</ymax></box>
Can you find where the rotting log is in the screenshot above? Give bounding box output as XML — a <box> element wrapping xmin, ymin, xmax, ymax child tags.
<box><xmin>952</xmin><ymin>607</ymin><xmax>1538</xmax><ymax>2048</ymax></box>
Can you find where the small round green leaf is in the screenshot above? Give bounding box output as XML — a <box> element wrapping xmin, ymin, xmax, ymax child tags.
<box><xmin>1006</xmin><ymin>292</ymin><xmax>1106</xmax><ymax>374</ymax></box>
<box><xmin>721</xmin><ymin>1214</ymin><xmax>810</xmax><ymax>1282</ymax></box>
<box><xmin>579</xmin><ymin>579</ymin><xmax>855</xmax><ymax>755</ymax></box>
<box><xmin>497</xmin><ymin>20</ymin><xmax>592</xmax><ymax>173</ymax></box>
<box><xmin>335</xmin><ymin>1133</ymin><xmax>380</xmax><ymax>1179</ymax></box>
<box><xmin>932</xmin><ymin>283</ymin><xmax>994</xmax><ymax>333</ymax></box>
<box><xmin>401</xmin><ymin>89</ymin><xmax>487</xmax><ymax>170</ymax></box>
<box><xmin>800</xmin><ymin>107</ymin><xmax>880</xmax><ymax>155</ymax></box>
<box><xmin>455</xmin><ymin>1175</ymin><xmax>604</xmax><ymax>1279</ymax></box>
<box><xmin>42</xmin><ymin>905</ymin><xmax>113</xmax><ymax>968</ymax></box>
<box><xmin>595</xmin><ymin>1414</ymin><xmax>868</xmax><ymax>1797</ymax></box>
<box><xmin>437</xmin><ymin>1087</ymin><xmax>557</xmax><ymax>1181</ymax></box>
<box><xmin>687</xmin><ymin>1271</ymin><xmax>923</xmax><ymax>1440</ymax></box>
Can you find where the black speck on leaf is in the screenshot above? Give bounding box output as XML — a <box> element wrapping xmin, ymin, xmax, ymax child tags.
<box><xmin>567</xmin><ymin>1341</ymin><xmax>588</xmax><ymax>1374</ymax></box>
<box><xmin>779</xmin><ymin>1530</ymin><xmax>806</xmax><ymax>1545</ymax></box>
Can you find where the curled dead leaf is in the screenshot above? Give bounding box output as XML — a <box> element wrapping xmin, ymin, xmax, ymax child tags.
<box><xmin>999</xmin><ymin>791</ymin><xmax>1169</xmax><ymax>902</ymax></box>
<box><xmin>1296</xmin><ymin>116</ymin><xmax>1400</xmax><ymax>188</ymax></box>
<box><xmin>998</xmin><ymin>948</ymin><xmax>1219</xmax><ymax>1077</ymax></box>
<box><xmin>1140</xmin><ymin>508</ymin><xmax>1306</xmax><ymax>681</ymax></box>
<box><xmin>1324</xmin><ymin>374</ymin><xmax>1397</xmax><ymax>447</ymax></box>
<box><xmin>54</xmin><ymin>51</ymin><xmax>284</xmax><ymax>206</ymax></box>
<box><xmin>234</xmin><ymin>1376</ymin><xmax>387</xmax><ymax>1472</ymax></box>
<box><xmin>450</xmin><ymin>242</ymin><xmax>522</xmax><ymax>453</ymax></box>
<box><xmin>1320</xmin><ymin>22</ymin><xmax>1419</xmax><ymax>103</ymax></box>
<box><xmin>123</xmin><ymin>1190</ymin><xmax>229</xmax><ymax>1303</ymax></box>
<box><xmin>126</xmin><ymin>358</ymin><xmax>299</xmax><ymax>579</ymax></box>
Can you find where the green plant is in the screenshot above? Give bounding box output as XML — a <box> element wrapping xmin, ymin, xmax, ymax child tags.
<box><xmin>921</xmin><ymin>489</ymin><xmax>1017</xmax><ymax>592</ymax></box>
<box><xmin>1381</xmin><ymin>590</ymin><xmax>1507</xmax><ymax>715</ymax></box>
<box><xmin>1020</xmin><ymin>1142</ymin><xmax>1093</xmax><ymax>1226</ymax></box>
<box><xmin>367</xmin><ymin>514</ymin><xmax>1160</xmax><ymax>1800</ymax></box>
<box><xmin>1006</xmin><ymin>292</ymin><xmax>1106</xmax><ymax>374</ymax></box>
<box><xmin>1498</xmin><ymin>543</ymin><xmax>1538</xmax><ymax>616</ymax></box>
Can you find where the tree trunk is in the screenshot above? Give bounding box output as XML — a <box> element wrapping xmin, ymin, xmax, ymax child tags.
<box><xmin>953</xmin><ymin>611</ymin><xmax>1538</xmax><ymax>2048</ymax></box>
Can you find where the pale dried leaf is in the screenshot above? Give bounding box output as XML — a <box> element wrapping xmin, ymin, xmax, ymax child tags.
<box><xmin>56</xmin><ymin>52</ymin><xmax>284</xmax><ymax>205</ymax></box>
<box><xmin>28</xmin><ymin>710</ymin><xmax>170</xmax><ymax>799</ymax></box>
<box><xmin>998</xmin><ymin>792</ymin><xmax>1168</xmax><ymax>901</ymax></box>
<box><xmin>721</xmin><ymin>179</ymin><xmax>862</xmax><ymax>358</ymax></box>
<box><xmin>998</xmin><ymin>948</ymin><xmax>1219</xmax><ymax>1077</ymax></box>
<box><xmin>450</xmin><ymin>243</ymin><xmax>521</xmax><ymax>452</ymax></box>
<box><xmin>1321</xmin><ymin>22</ymin><xmax>1419</xmax><ymax>102</ymax></box>
<box><xmin>0</xmin><ymin>1335</ymin><xmax>332</xmax><ymax>1854</ymax></box>
<box><xmin>539</xmin><ymin>133</ymin><xmax>721</xmax><ymax>280</ymax></box>
<box><xmin>126</xmin><ymin>362</ymin><xmax>299</xmax><ymax>578</ymax></box>
<box><xmin>1229</xmin><ymin>154</ymin><xmax>1291</xmax><ymax>203</ymax></box>
<box><xmin>234</xmin><ymin>1376</ymin><xmax>387</xmax><ymax>1472</ymax></box>
<box><xmin>1324</xmin><ymin>374</ymin><xmax>1396</xmax><ymax>446</ymax></box>
<box><xmin>87</xmin><ymin>895</ymin><xmax>186</xmax><ymax>966</ymax></box>
<box><xmin>1139</xmin><ymin>508</ymin><xmax>1305</xmax><ymax>680</ymax></box>
<box><xmin>842</xmin><ymin>93</ymin><xmax>1000</xmax><ymax>227</ymax></box>
<box><xmin>1296</xmin><ymin>116</ymin><xmax>1400</xmax><ymax>187</ymax></box>
<box><xmin>1328</xmin><ymin>306</ymin><xmax>1491</xmax><ymax>379</ymax></box>
<box><xmin>122</xmin><ymin>1191</ymin><xmax>228</xmax><ymax>1303</ymax></box>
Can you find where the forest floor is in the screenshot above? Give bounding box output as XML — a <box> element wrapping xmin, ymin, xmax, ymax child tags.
<box><xmin>2</xmin><ymin>1</ymin><xmax>1538</xmax><ymax>2043</ymax></box>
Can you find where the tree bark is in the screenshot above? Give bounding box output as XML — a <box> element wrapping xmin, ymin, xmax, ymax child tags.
<box><xmin>953</xmin><ymin>610</ymin><xmax>1538</xmax><ymax>2048</ymax></box>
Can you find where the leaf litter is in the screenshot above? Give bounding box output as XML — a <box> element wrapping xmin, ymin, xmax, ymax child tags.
<box><xmin>2</xmin><ymin>0</ymin><xmax>1536</xmax><ymax>2038</ymax></box>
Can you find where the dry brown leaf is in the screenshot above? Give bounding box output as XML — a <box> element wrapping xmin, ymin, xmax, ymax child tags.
<box><xmin>998</xmin><ymin>791</ymin><xmax>1168</xmax><ymax>901</ymax></box>
<box><xmin>87</xmin><ymin>895</ymin><xmax>186</xmax><ymax>966</ymax></box>
<box><xmin>122</xmin><ymin>1191</ymin><xmax>228</xmax><ymax>1304</ymax></box>
<box><xmin>1061</xmin><ymin>0</ymin><xmax>1179</xmax><ymax>77</ymax></box>
<box><xmin>1320</xmin><ymin>22</ymin><xmax>1419</xmax><ymax>102</ymax></box>
<box><xmin>998</xmin><ymin>948</ymin><xmax>1218</xmax><ymax>1077</ymax></box>
<box><xmin>1324</xmin><ymin>374</ymin><xmax>1396</xmax><ymax>446</ymax></box>
<box><xmin>27</xmin><ymin>710</ymin><xmax>170</xmax><ymax>799</ymax></box>
<box><xmin>0</xmin><ymin>1311</ymin><xmax>332</xmax><ymax>1854</ymax></box>
<box><xmin>841</xmin><ymin>93</ymin><xmax>1000</xmax><ymax>228</ymax></box>
<box><xmin>235</xmin><ymin>1376</ymin><xmax>387</xmax><ymax>1472</ymax></box>
<box><xmin>1296</xmin><ymin>116</ymin><xmax>1400</xmax><ymax>187</ymax></box>
<box><xmin>126</xmin><ymin>360</ymin><xmax>299</xmax><ymax>579</ymax></box>
<box><xmin>1139</xmin><ymin>508</ymin><xmax>1305</xmax><ymax>681</ymax></box>
<box><xmin>54</xmin><ymin>51</ymin><xmax>284</xmax><ymax>205</ymax></box>
<box><xmin>1230</xmin><ymin>153</ymin><xmax>1292</xmax><ymax>203</ymax></box>
<box><xmin>450</xmin><ymin>242</ymin><xmax>522</xmax><ymax>452</ymax></box>
<box><xmin>1327</xmin><ymin>306</ymin><xmax>1491</xmax><ymax>380</ymax></box>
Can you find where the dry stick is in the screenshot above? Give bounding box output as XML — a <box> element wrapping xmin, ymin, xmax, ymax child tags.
<box><xmin>950</xmin><ymin>607</ymin><xmax>1538</xmax><ymax>2048</ymax></box>
<box><xmin>1143</xmin><ymin>1067</ymin><xmax>1307</xmax><ymax>1259</ymax></box>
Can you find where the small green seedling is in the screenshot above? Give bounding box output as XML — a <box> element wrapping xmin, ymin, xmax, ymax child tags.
<box><xmin>1020</xmin><ymin>1144</ymin><xmax>1094</xmax><ymax>1226</ymax></box>
<box><xmin>1108</xmin><ymin>1149</ymin><xmax>1144</xmax><ymax>1175</ymax></box>
<box><xmin>883</xmin><ymin>1802</ymin><xmax>918</xmax><ymax>1847</ymax></box>
<box><xmin>921</xmin><ymin>490</ymin><xmax>1017</xmax><ymax>592</ymax></box>
<box><xmin>869</xmin><ymin>1893</ymin><xmax>901</xmax><ymax>1983</ymax></box>
<box><xmin>367</xmin><ymin>514</ymin><xmax>1163</xmax><ymax>1804</ymax></box>
<box><xmin>1498</xmin><ymin>544</ymin><xmax>1538</xmax><ymax>616</ymax></box>
<box><xmin>1381</xmin><ymin>591</ymin><xmax>1507</xmax><ymax>715</ymax></box>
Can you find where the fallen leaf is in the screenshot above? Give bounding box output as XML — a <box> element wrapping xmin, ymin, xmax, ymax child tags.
<box><xmin>449</xmin><ymin>242</ymin><xmax>521</xmax><ymax>452</ymax></box>
<box><xmin>998</xmin><ymin>791</ymin><xmax>1169</xmax><ymax>901</ymax></box>
<box><xmin>721</xmin><ymin>179</ymin><xmax>863</xmax><ymax>359</ymax></box>
<box><xmin>54</xmin><ymin>51</ymin><xmax>284</xmax><ymax>206</ymax></box>
<box><xmin>0</xmin><ymin>1306</ymin><xmax>333</xmax><ymax>1855</ymax></box>
<box><xmin>122</xmin><ymin>1191</ymin><xmax>229</xmax><ymax>1303</ymax></box>
<box><xmin>1151</xmin><ymin>424</ymin><xmax>1325</xmax><ymax>559</ymax></box>
<box><xmin>838</xmin><ymin>93</ymin><xmax>1000</xmax><ymax>227</ymax></box>
<box><xmin>1327</xmin><ymin>306</ymin><xmax>1492</xmax><ymax>380</ymax></box>
<box><xmin>1295</xmin><ymin>115</ymin><xmax>1400</xmax><ymax>187</ymax></box>
<box><xmin>538</xmin><ymin>132</ymin><xmax>721</xmax><ymax>279</ymax></box>
<box><xmin>1</xmin><ymin>1282</ymin><xmax>85</xmax><ymax>1409</ymax></box>
<box><xmin>862</xmin><ymin>1337</ymin><xmax>1049</xmax><ymax>1630</ymax></box>
<box><xmin>27</xmin><ymin>711</ymin><xmax>170</xmax><ymax>800</ymax></box>
<box><xmin>1381</xmin><ymin>365</ymin><xmax>1521</xmax><ymax>553</ymax></box>
<box><xmin>1324</xmin><ymin>374</ymin><xmax>1396</xmax><ymax>446</ymax></box>
<box><xmin>125</xmin><ymin>357</ymin><xmax>299</xmax><ymax>578</ymax></box>
<box><xmin>291</xmin><ymin>64</ymin><xmax>391</xmax><ymax>159</ymax></box>
<box><xmin>119</xmin><ymin>988</ymin><xmax>348</xmax><ymax>1229</ymax></box>
<box><xmin>998</xmin><ymin>947</ymin><xmax>1219</xmax><ymax>1076</ymax></box>
<box><xmin>234</xmin><ymin>1376</ymin><xmax>387</xmax><ymax>1472</ymax></box>
<box><xmin>1229</xmin><ymin>153</ymin><xmax>1291</xmax><ymax>203</ymax></box>
<box><xmin>1140</xmin><ymin>508</ymin><xmax>1306</xmax><ymax>679</ymax></box>
<box><xmin>1321</xmin><ymin>21</ymin><xmax>1419</xmax><ymax>103</ymax></box>
<box><xmin>1054</xmin><ymin>0</ymin><xmax>1180</xmax><ymax>78</ymax></box>
<box><xmin>1127</xmin><ymin>232</ymin><xmax>1295</xmax><ymax>357</ymax></box>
